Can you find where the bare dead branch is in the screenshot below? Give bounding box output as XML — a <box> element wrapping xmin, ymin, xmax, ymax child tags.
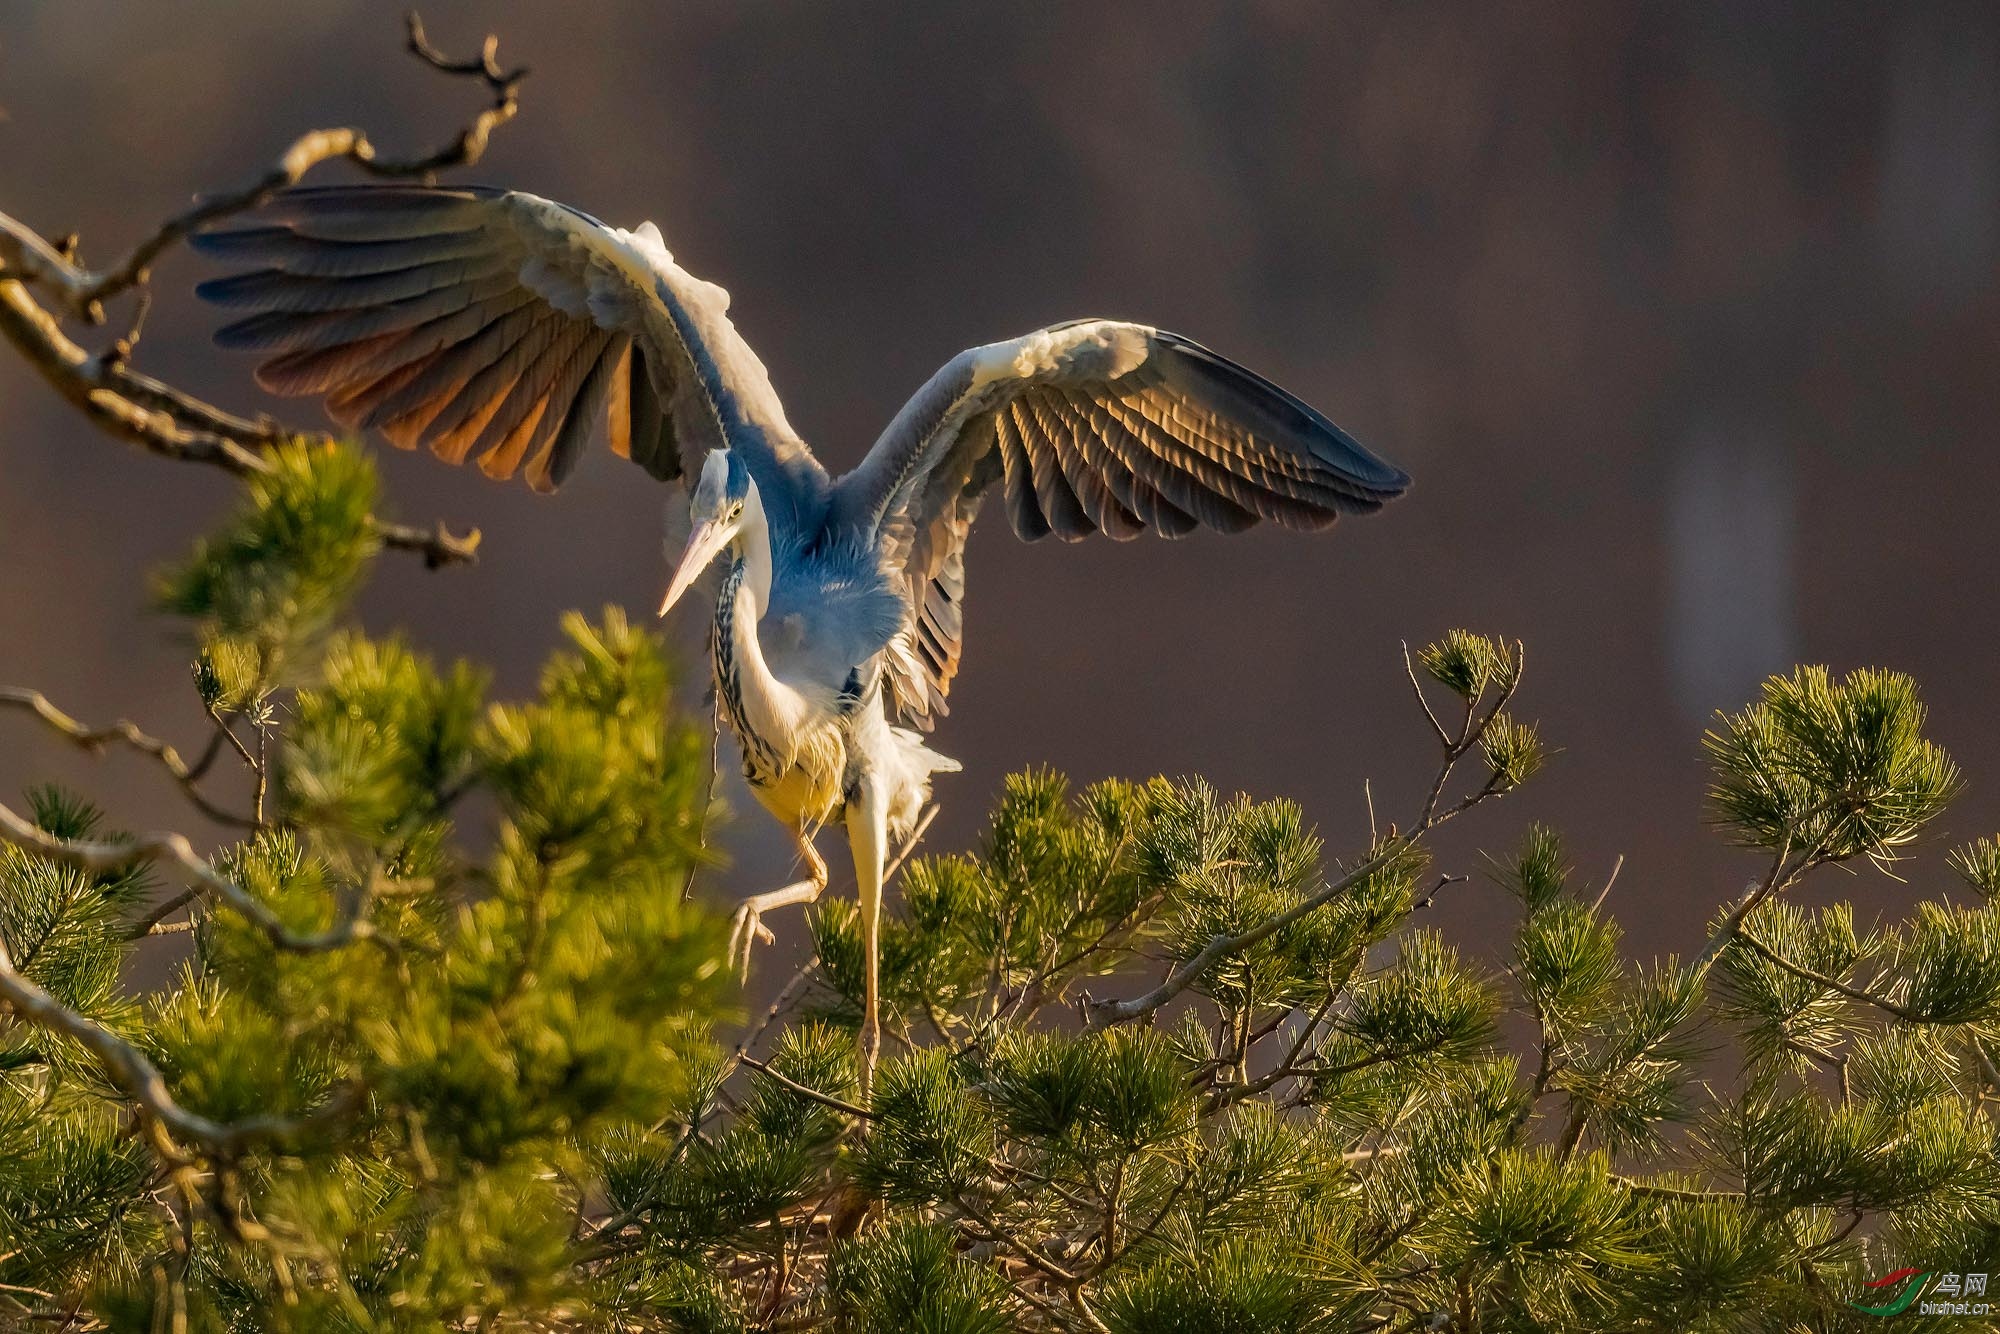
<box><xmin>0</xmin><ymin>12</ymin><xmax>524</xmax><ymax>324</ymax></box>
<box><xmin>1411</xmin><ymin>871</ymin><xmax>1470</xmax><ymax>913</ymax></box>
<box><xmin>0</xmin><ymin>270</ymin><xmax>482</xmax><ymax>569</ymax></box>
<box><xmin>0</xmin><ymin>282</ymin><xmax>269</xmax><ymax>474</ymax></box>
<box><xmin>406</xmin><ymin>11</ymin><xmax>529</xmax><ymax>92</ymax></box>
<box><xmin>1588</xmin><ymin>854</ymin><xmax>1625</xmax><ymax>913</ymax></box>
<box><xmin>740</xmin><ymin>956</ymin><xmax>822</xmax><ymax>1055</ymax></box>
<box><xmin>0</xmin><ymin>12</ymin><xmax>513</xmax><ymax>571</ymax></box>
<box><xmin>682</xmin><ymin>677</ymin><xmax>723</xmax><ymax>904</ymax></box>
<box><xmin>0</xmin><ymin>687</ymin><xmax>255</xmax><ymax>828</ymax></box>
<box><xmin>886</xmin><ymin>803</ymin><xmax>940</xmax><ymax>883</ymax></box>
<box><xmin>125</xmin><ymin>888</ymin><xmax>205</xmax><ymax>941</ymax></box>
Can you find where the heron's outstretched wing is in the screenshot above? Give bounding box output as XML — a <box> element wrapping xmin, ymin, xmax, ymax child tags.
<box><xmin>193</xmin><ymin>185</ymin><xmax>825</xmax><ymax>499</ymax></box>
<box><xmin>831</xmin><ymin>320</ymin><xmax>1411</xmax><ymax>728</ymax></box>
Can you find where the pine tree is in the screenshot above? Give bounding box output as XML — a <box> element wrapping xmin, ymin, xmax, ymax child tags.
<box><xmin>1</xmin><ymin>442</ymin><xmax>726</xmax><ymax>1330</ymax></box>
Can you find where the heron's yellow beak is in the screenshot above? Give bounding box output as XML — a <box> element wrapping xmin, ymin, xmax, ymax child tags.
<box><xmin>658</xmin><ymin>517</ymin><xmax>736</xmax><ymax>617</ymax></box>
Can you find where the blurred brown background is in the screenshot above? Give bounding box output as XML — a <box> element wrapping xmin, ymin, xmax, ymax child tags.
<box><xmin>3</xmin><ymin>1</ymin><xmax>1997</xmax><ymax>971</ymax></box>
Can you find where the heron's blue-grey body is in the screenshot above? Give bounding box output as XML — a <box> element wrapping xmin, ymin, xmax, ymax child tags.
<box><xmin>194</xmin><ymin>184</ymin><xmax>1411</xmax><ymax>1089</ymax></box>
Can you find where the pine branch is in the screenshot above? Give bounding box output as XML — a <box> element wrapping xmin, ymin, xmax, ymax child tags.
<box><xmin>1091</xmin><ymin>1162</ymin><xmax>1194</xmax><ymax>1274</ymax></box>
<box><xmin>1734</xmin><ymin>923</ymin><xmax>1916</xmax><ymax>1020</ymax></box>
<box><xmin>1611</xmin><ymin>1175</ymin><xmax>1746</xmax><ymax>1201</ymax></box>
<box><xmin>1212</xmin><ymin>990</ymin><xmax>1342</xmax><ymax>1109</ymax></box>
<box><xmin>1401</xmin><ymin>641</ymin><xmax>1455</xmax><ymax>750</ymax></box>
<box><xmin>998</xmin><ymin>840</ymin><xmax>1147</xmax><ymax>1024</ymax></box>
<box><xmin>737</xmin><ymin>1053</ymin><xmax>872</xmax><ymax>1120</ymax></box>
<box><xmin>1085</xmin><ymin>643</ymin><xmax>1528</xmax><ymax>1029</ymax></box>
<box><xmin>1414</xmin><ymin>641</ymin><xmax>1523</xmax><ymax>825</ymax></box>
<box><xmin>1506</xmin><ymin>1010</ymin><xmax>1562</xmax><ymax>1144</ymax></box>
<box><xmin>950</xmin><ymin>1189</ymin><xmax>1087</xmax><ymax>1289</ymax></box>
<box><xmin>1691</xmin><ymin>821</ymin><xmax>1835</xmax><ymax>974</ymax></box>
<box><xmin>0</xmin><ymin>929</ymin><xmax>356</xmax><ymax>1163</ymax></box>
<box><xmin>1084</xmin><ymin>758</ymin><xmax>1505</xmax><ymax>1029</ymax></box>
<box><xmin>0</xmin><ymin>798</ymin><xmax>373</xmax><ymax>952</ymax></box>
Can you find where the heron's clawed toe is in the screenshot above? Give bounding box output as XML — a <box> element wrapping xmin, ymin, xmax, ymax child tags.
<box><xmin>727</xmin><ymin>902</ymin><xmax>777</xmax><ymax>980</ymax></box>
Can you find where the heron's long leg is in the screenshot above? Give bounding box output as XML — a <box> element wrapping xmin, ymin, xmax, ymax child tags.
<box><xmin>726</xmin><ymin>828</ymin><xmax>829</xmax><ymax>980</ymax></box>
<box><xmin>845</xmin><ymin>776</ymin><xmax>889</xmax><ymax>1101</ymax></box>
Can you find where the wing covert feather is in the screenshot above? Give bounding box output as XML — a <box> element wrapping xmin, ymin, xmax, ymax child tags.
<box><xmin>834</xmin><ymin>319</ymin><xmax>1409</xmax><ymax>728</ymax></box>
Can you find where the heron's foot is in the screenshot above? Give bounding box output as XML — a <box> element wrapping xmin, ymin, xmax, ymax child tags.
<box><xmin>725</xmin><ymin>875</ymin><xmax>827</xmax><ymax>981</ymax></box>
<box><xmin>727</xmin><ymin>900</ymin><xmax>778</xmax><ymax>980</ymax></box>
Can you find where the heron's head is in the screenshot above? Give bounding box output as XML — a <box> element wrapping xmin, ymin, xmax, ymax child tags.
<box><xmin>659</xmin><ymin>450</ymin><xmax>755</xmax><ymax>616</ymax></box>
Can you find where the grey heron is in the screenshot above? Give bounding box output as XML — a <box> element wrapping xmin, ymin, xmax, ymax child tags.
<box><xmin>193</xmin><ymin>185</ymin><xmax>1411</xmax><ymax>1090</ymax></box>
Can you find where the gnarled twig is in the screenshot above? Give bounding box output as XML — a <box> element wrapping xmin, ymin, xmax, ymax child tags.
<box><xmin>0</xmin><ymin>11</ymin><xmax>522</xmax><ymax>571</ymax></box>
<box><xmin>0</xmin><ymin>686</ymin><xmax>255</xmax><ymax>828</ymax></box>
<box><xmin>0</xmin><ymin>12</ymin><xmax>524</xmax><ymax>324</ymax></box>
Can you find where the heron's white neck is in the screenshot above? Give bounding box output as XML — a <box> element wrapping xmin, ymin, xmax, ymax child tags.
<box><xmin>715</xmin><ymin>481</ymin><xmax>809</xmax><ymax>765</ymax></box>
<box><xmin>730</xmin><ymin>481</ymin><xmax>773</xmax><ymax>615</ymax></box>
